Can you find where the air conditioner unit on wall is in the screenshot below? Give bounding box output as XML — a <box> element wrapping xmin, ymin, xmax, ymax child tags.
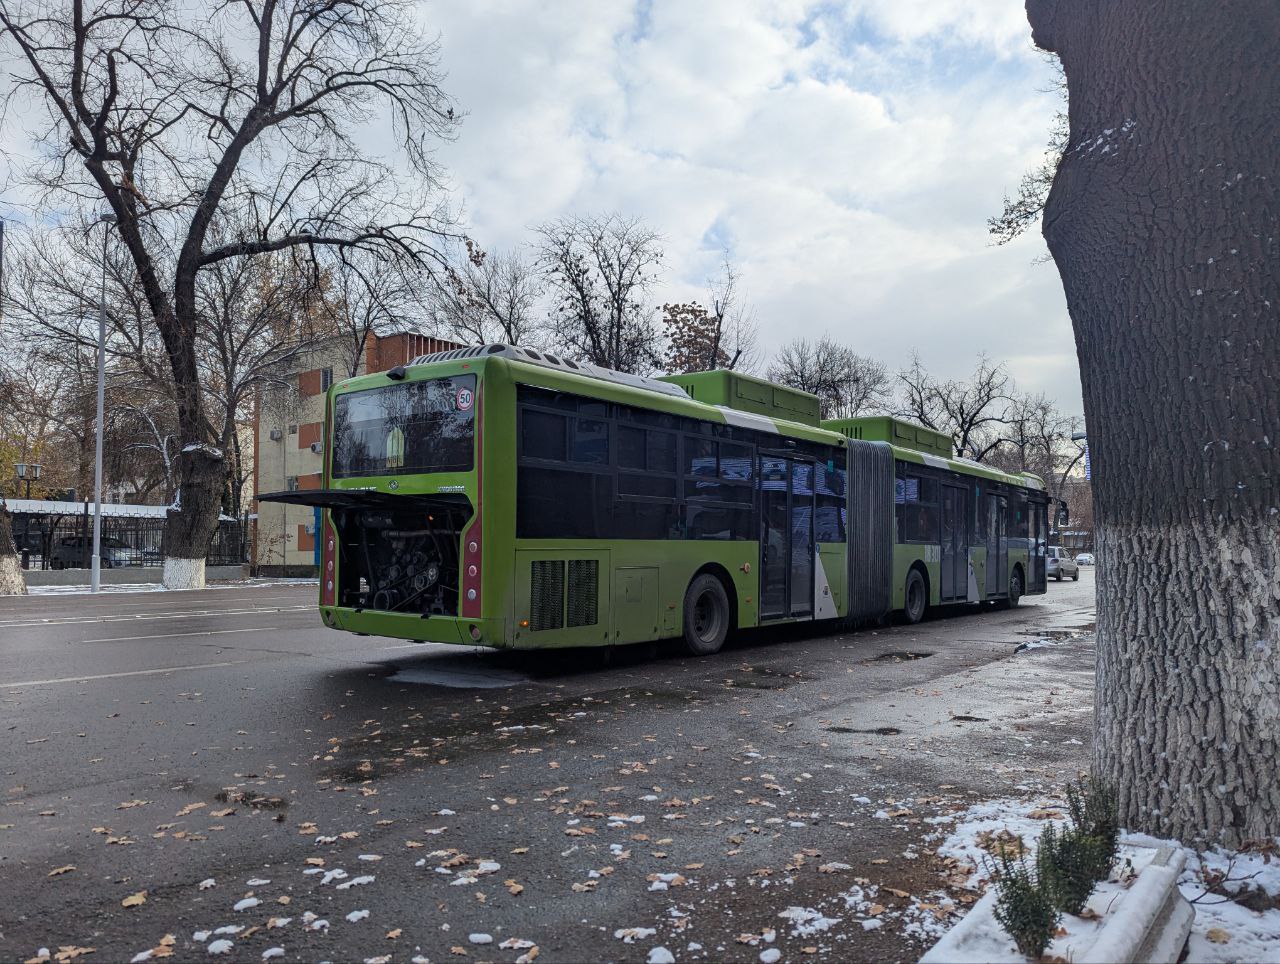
<box><xmin>269</xmin><ymin>428</ymin><xmax>283</xmax><ymax>441</ymax></box>
<box><xmin>309</xmin><ymin>441</ymin><xmax>323</xmax><ymax>455</ymax></box>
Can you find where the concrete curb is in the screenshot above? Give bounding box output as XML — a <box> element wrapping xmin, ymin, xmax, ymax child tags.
<box><xmin>920</xmin><ymin>844</ymin><xmax>1193</xmax><ymax>963</ymax></box>
<box><xmin>23</xmin><ymin>565</ymin><xmax>247</xmax><ymax>586</ymax></box>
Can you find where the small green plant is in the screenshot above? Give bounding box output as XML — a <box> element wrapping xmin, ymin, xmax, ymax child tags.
<box><xmin>989</xmin><ymin>847</ymin><xmax>1061</xmax><ymax>958</ymax></box>
<box><xmin>1037</xmin><ymin>822</ymin><xmax>1114</xmax><ymax>914</ymax></box>
<box><xmin>1065</xmin><ymin>776</ymin><xmax>1120</xmax><ymax>877</ymax></box>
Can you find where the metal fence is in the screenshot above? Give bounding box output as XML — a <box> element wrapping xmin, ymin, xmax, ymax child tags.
<box><xmin>9</xmin><ymin>505</ymin><xmax>249</xmax><ymax>571</ymax></box>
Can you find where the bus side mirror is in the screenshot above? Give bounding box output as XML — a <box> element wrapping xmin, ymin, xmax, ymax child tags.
<box><xmin>1057</xmin><ymin>503</ymin><xmax>1069</xmax><ymax>527</ymax></box>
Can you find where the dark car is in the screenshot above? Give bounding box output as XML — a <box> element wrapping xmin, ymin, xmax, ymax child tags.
<box><xmin>48</xmin><ymin>535</ymin><xmax>133</xmax><ymax>569</ymax></box>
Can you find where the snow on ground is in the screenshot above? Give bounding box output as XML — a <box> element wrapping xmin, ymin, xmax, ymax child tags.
<box><xmin>928</xmin><ymin>796</ymin><xmax>1280</xmax><ymax>962</ymax></box>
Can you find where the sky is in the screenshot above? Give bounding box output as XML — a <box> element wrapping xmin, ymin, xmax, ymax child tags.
<box><xmin>423</xmin><ymin>0</ymin><xmax>1079</xmax><ymax>413</ymax></box>
<box><xmin>0</xmin><ymin>0</ymin><xmax>1080</xmax><ymax>414</ymax></box>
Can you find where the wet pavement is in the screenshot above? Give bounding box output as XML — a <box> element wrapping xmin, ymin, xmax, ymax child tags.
<box><xmin>0</xmin><ymin>573</ymin><xmax>1097</xmax><ymax>963</ymax></box>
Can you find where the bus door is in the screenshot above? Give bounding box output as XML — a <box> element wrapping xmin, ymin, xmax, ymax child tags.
<box><xmin>1029</xmin><ymin>501</ymin><xmax>1048</xmax><ymax>592</ymax></box>
<box><xmin>985</xmin><ymin>494</ymin><xmax>1007</xmax><ymax>597</ymax></box>
<box><xmin>941</xmin><ymin>483</ymin><xmax>968</xmax><ymax>601</ymax></box>
<box><xmin>759</xmin><ymin>455</ymin><xmax>815</xmax><ymax>620</ymax></box>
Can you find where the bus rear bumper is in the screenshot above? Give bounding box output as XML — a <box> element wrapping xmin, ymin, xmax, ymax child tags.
<box><xmin>320</xmin><ymin>607</ymin><xmax>508</xmax><ymax>648</ymax></box>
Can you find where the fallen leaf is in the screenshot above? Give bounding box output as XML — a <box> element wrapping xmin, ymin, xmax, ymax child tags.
<box><xmin>511</xmin><ymin>847</ymin><xmax>529</xmax><ymax>854</ymax></box>
<box><xmin>505</xmin><ymin>879</ymin><xmax>524</xmax><ymax>896</ymax></box>
<box><xmin>210</xmin><ymin>808</ymin><xmax>235</xmax><ymax>818</ymax></box>
<box><xmin>53</xmin><ymin>948</ymin><xmax>96</xmax><ymax>963</ymax></box>
<box><xmin>305</xmin><ymin>857</ymin><xmax>325</xmax><ymax>866</ymax></box>
<box><xmin>870</xmin><ymin>858</ymin><xmax>889</xmax><ymax>865</ymax></box>
<box><xmin>449</xmin><ymin>947</ymin><xmax>468</xmax><ymax>956</ymax></box>
<box><xmin>116</xmin><ymin>800</ymin><xmax>149</xmax><ymax>810</ymax></box>
<box><xmin>386</xmin><ymin>929</ymin><xmax>402</xmax><ymax>939</ymax></box>
<box><xmin>121</xmin><ymin>891</ymin><xmax>147</xmax><ymax>908</ymax></box>
<box><xmin>885</xmin><ymin>887</ymin><xmax>911</xmax><ymax>898</ymax></box>
<box><xmin>868</xmin><ymin>903</ymin><xmax>885</xmax><ymax>915</ymax></box>
<box><xmin>48</xmin><ymin>865</ymin><xmax>76</xmax><ymax>877</ymax></box>
<box><xmin>1206</xmin><ymin>928</ymin><xmax>1231</xmax><ymax>944</ymax></box>
<box><xmin>176</xmin><ymin>802</ymin><xmax>206</xmax><ymax>817</ymax></box>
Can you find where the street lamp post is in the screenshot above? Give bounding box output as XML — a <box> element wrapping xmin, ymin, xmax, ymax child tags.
<box><xmin>14</xmin><ymin>462</ymin><xmax>41</xmax><ymax>499</ymax></box>
<box><xmin>90</xmin><ymin>214</ymin><xmax>116</xmax><ymax>593</ymax></box>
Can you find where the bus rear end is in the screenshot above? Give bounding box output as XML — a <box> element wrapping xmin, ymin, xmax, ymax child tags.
<box><xmin>312</xmin><ymin>361</ymin><xmax>493</xmax><ymax>646</ymax></box>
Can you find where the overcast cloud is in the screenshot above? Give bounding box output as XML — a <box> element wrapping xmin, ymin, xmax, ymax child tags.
<box><xmin>0</xmin><ymin>0</ymin><xmax>1079</xmax><ymax>412</ymax></box>
<box><xmin>425</xmin><ymin>0</ymin><xmax>1079</xmax><ymax>412</ymax></box>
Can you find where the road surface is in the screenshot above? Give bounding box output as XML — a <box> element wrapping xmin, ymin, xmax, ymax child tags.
<box><xmin>0</xmin><ymin>573</ymin><xmax>1097</xmax><ymax>962</ymax></box>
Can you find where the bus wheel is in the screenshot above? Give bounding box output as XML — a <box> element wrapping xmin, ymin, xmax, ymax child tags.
<box><xmin>903</xmin><ymin>569</ymin><xmax>927</xmax><ymax>625</ymax></box>
<box><xmin>1007</xmin><ymin>568</ymin><xmax>1024</xmax><ymax>608</ymax></box>
<box><xmin>683</xmin><ymin>574</ymin><xmax>729</xmax><ymax>656</ymax></box>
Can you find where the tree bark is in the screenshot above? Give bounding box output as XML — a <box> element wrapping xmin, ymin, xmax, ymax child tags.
<box><xmin>0</xmin><ymin>503</ymin><xmax>28</xmax><ymax>595</ymax></box>
<box><xmin>1028</xmin><ymin>0</ymin><xmax>1280</xmax><ymax>846</ymax></box>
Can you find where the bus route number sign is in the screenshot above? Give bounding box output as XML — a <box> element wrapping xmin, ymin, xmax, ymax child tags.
<box><xmin>456</xmin><ymin>386</ymin><xmax>475</xmax><ymax>412</ymax></box>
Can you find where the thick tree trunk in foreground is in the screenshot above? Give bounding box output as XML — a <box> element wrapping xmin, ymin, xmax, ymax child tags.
<box><xmin>1028</xmin><ymin>0</ymin><xmax>1280</xmax><ymax>846</ymax></box>
<box><xmin>0</xmin><ymin>504</ymin><xmax>27</xmax><ymax>595</ymax></box>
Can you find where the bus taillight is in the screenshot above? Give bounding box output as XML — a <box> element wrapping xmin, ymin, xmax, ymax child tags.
<box><xmin>321</xmin><ymin>516</ymin><xmax>336</xmax><ymax>607</ymax></box>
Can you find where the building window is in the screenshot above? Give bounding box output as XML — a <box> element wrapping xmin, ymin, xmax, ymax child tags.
<box><xmin>321</xmin><ymin>368</ymin><xmax>334</xmax><ymax>391</ymax></box>
<box><xmin>288</xmin><ymin>424</ymin><xmax>298</xmax><ymax>435</ymax></box>
<box><xmin>286</xmin><ymin>475</ymin><xmax>300</xmax><ymax>491</ymax></box>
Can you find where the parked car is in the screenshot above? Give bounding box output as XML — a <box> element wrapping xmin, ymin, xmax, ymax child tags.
<box><xmin>1075</xmin><ymin>552</ymin><xmax>1095</xmax><ymax>566</ymax></box>
<box><xmin>1046</xmin><ymin>546</ymin><xmax>1079</xmax><ymax>581</ymax></box>
<box><xmin>48</xmin><ymin>535</ymin><xmax>133</xmax><ymax>569</ymax></box>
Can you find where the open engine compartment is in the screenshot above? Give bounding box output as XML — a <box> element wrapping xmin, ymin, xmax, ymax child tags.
<box><xmin>333</xmin><ymin>499</ymin><xmax>473</xmax><ymax>617</ymax></box>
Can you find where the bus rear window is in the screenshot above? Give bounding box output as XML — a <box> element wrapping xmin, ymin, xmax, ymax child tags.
<box><xmin>332</xmin><ymin>375</ymin><xmax>476</xmax><ymax>478</ymax></box>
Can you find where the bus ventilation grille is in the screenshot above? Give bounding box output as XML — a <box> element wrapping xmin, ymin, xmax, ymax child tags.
<box><xmin>566</xmin><ymin>560</ymin><xmax>599</xmax><ymax>628</ymax></box>
<box><xmin>530</xmin><ymin>560</ymin><xmax>565</xmax><ymax>631</ymax></box>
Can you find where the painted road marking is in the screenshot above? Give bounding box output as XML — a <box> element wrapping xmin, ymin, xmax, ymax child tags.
<box><xmin>0</xmin><ymin>606</ymin><xmax>311</xmax><ymax>629</ymax></box>
<box><xmin>3</xmin><ymin>660</ymin><xmax>249</xmax><ymax>688</ymax></box>
<box><xmin>81</xmin><ymin>627</ymin><xmax>278</xmax><ymax>643</ymax></box>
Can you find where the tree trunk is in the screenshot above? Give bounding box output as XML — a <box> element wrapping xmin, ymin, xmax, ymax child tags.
<box><xmin>0</xmin><ymin>503</ymin><xmax>28</xmax><ymax>595</ymax></box>
<box><xmin>1028</xmin><ymin>0</ymin><xmax>1280</xmax><ymax>846</ymax></box>
<box><xmin>164</xmin><ymin>444</ymin><xmax>226</xmax><ymax>590</ymax></box>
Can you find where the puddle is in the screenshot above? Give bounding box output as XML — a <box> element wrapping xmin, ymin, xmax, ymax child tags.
<box><xmin>869</xmin><ymin>651</ymin><xmax>934</xmax><ymax>663</ymax></box>
<box><xmin>949</xmin><ymin>715</ymin><xmax>988</xmax><ymax>722</ymax></box>
<box><xmin>386</xmin><ymin>663</ymin><xmax>535</xmax><ymax>689</ymax></box>
<box><xmin>826</xmin><ymin>725</ymin><xmax>902</xmax><ymax>736</ymax></box>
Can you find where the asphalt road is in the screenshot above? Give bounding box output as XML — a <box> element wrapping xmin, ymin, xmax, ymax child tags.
<box><xmin>0</xmin><ymin>573</ymin><xmax>1097</xmax><ymax>963</ymax></box>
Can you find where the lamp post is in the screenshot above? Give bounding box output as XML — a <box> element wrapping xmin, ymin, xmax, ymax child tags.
<box><xmin>14</xmin><ymin>462</ymin><xmax>41</xmax><ymax>499</ymax></box>
<box><xmin>90</xmin><ymin>214</ymin><xmax>116</xmax><ymax>593</ymax></box>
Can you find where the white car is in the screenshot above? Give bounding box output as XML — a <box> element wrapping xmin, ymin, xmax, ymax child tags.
<box><xmin>1075</xmin><ymin>552</ymin><xmax>1095</xmax><ymax>566</ymax></box>
<box><xmin>1046</xmin><ymin>547</ymin><xmax>1079</xmax><ymax>581</ymax></box>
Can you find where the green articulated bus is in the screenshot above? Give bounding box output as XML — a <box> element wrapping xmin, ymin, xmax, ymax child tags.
<box><xmin>261</xmin><ymin>345</ymin><xmax>1057</xmax><ymax>656</ymax></box>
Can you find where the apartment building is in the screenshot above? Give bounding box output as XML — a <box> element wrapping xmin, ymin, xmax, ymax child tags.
<box><xmin>252</xmin><ymin>330</ymin><xmax>464</xmax><ymax>575</ymax></box>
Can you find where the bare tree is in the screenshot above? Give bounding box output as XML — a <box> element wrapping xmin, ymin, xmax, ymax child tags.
<box><xmin>1027</xmin><ymin>0</ymin><xmax>1280</xmax><ymax>845</ymax></box>
<box><xmin>0</xmin><ymin>0</ymin><xmax>461</xmax><ymax>587</ymax></box>
<box><xmin>536</xmin><ymin>213</ymin><xmax>663</xmax><ymax>374</ymax></box>
<box><xmin>769</xmin><ymin>335</ymin><xmax>890</xmax><ymax>419</ymax></box>
<box><xmin>989</xmin><ymin>391</ymin><xmax>1086</xmax><ymax>500</ymax></box>
<box><xmin>895</xmin><ymin>352</ymin><xmax>1011</xmax><ymax>461</ymax></box>
<box><xmin>663</xmin><ymin>257</ymin><xmax>760</xmax><ymax>374</ymax></box>
<box><xmin>434</xmin><ymin>242</ymin><xmax>544</xmax><ymax>347</ymax></box>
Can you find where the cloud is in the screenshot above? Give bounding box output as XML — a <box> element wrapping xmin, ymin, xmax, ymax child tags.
<box><xmin>0</xmin><ymin>0</ymin><xmax>1079</xmax><ymax>411</ymax></box>
<box><xmin>428</xmin><ymin>0</ymin><xmax>1077</xmax><ymax>409</ymax></box>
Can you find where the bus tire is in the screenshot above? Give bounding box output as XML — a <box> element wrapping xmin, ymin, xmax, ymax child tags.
<box><xmin>682</xmin><ymin>574</ymin><xmax>730</xmax><ymax>657</ymax></box>
<box><xmin>903</xmin><ymin>568</ymin><xmax>927</xmax><ymax>625</ymax></box>
<box><xmin>1007</xmin><ymin>566</ymin><xmax>1024</xmax><ymax>608</ymax></box>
